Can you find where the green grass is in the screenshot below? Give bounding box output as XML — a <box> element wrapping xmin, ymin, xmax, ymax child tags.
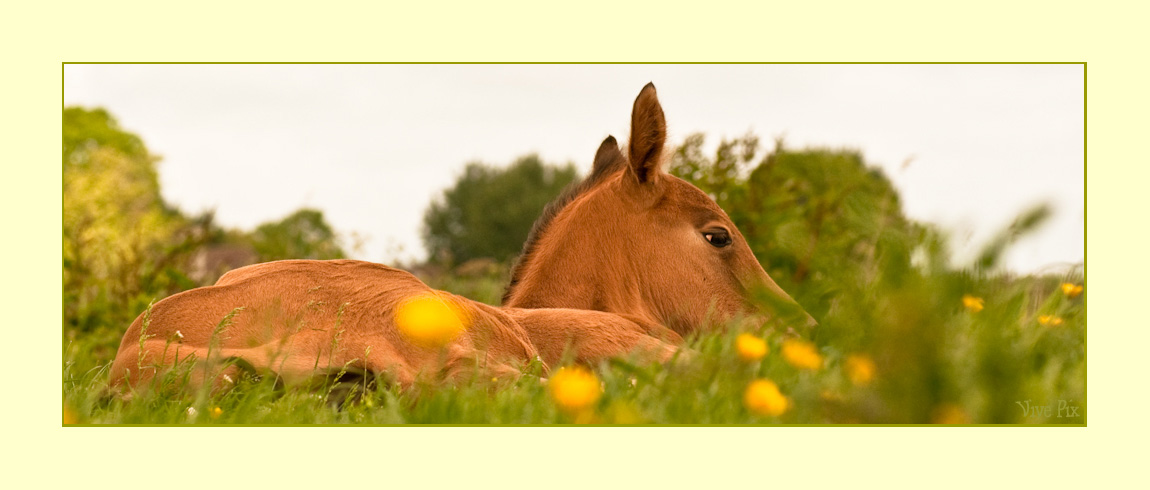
<box><xmin>63</xmin><ymin>265</ymin><xmax>1084</xmax><ymax>425</ymax></box>
<box><xmin>61</xmin><ymin>110</ymin><xmax>1084</xmax><ymax>425</ymax></box>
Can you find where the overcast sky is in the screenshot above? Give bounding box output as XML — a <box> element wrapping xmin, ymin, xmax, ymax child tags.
<box><xmin>63</xmin><ymin>64</ymin><xmax>1084</xmax><ymax>274</ymax></box>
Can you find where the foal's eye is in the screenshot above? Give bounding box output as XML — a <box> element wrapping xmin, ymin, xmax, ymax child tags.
<box><xmin>703</xmin><ymin>230</ymin><xmax>732</xmax><ymax>248</ymax></box>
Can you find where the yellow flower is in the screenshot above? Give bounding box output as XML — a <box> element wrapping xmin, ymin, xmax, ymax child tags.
<box><xmin>1038</xmin><ymin>315</ymin><xmax>1064</xmax><ymax>326</ymax></box>
<box><xmin>210</xmin><ymin>406</ymin><xmax>223</xmax><ymax>419</ymax></box>
<box><xmin>744</xmin><ymin>379</ymin><xmax>790</xmax><ymax>417</ymax></box>
<box><xmin>735</xmin><ymin>333</ymin><xmax>768</xmax><ymax>362</ymax></box>
<box><xmin>549</xmin><ymin>366</ymin><xmax>602</xmax><ymax>413</ymax></box>
<box><xmin>931</xmin><ymin>403</ymin><xmax>970</xmax><ymax>424</ymax></box>
<box><xmin>394</xmin><ymin>291</ymin><xmax>469</xmax><ymax>348</ymax></box>
<box><xmin>845</xmin><ymin>354</ymin><xmax>876</xmax><ymax>386</ymax></box>
<box><xmin>962</xmin><ymin>295</ymin><xmax>984</xmax><ymax>313</ymax></box>
<box><xmin>63</xmin><ymin>406</ymin><xmax>78</xmax><ymax>425</ymax></box>
<box><xmin>781</xmin><ymin>339</ymin><xmax>823</xmax><ymax>370</ymax></box>
<box><xmin>1061</xmin><ymin>283</ymin><xmax>1083</xmax><ymax>299</ymax></box>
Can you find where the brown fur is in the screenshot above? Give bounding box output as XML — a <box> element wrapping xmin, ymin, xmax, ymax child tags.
<box><xmin>627</xmin><ymin>82</ymin><xmax>666</xmax><ymax>184</ymax></box>
<box><xmin>504</xmin><ymin>136</ymin><xmax>625</xmax><ymax>303</ymax></box>
<box><xmin>503</xmin><ymin>83</ymin><xmax>804</xmax><ymax>334</ymax></box>
<box><xmin>109</xmin><ymin>261</ymin><xmax>677</xmax><ymax>390</ymax></box>
<box><xmin>505</xmin><ymin>308</ymin><xmax>681</xmax><ymax>367</ymax></box>
<box><xmin>110</xmin><ymin>83</ymin><xmax>805</xmax><ymax>392</ymax></box>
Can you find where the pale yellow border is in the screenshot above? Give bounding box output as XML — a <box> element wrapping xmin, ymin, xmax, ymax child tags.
<box><xmin>10</xmin><ymin>0</ymin><xmax>1134</xmax><ymax>487</ymax></box>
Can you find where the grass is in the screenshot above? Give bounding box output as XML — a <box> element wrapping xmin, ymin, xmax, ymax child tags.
<box><xmin>62</xmin><ymin>263</ymin><xmax>1085</xmax><ymax>425</ymax></box>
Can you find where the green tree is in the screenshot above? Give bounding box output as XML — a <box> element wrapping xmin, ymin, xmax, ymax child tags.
<box><xmin>422</xmin><ymin>155</ymin><xmax>579</xmax><ymax>264</ymax></box>
<box><xmin>669</xmin><ymin>132</ymin><xmax>760</xmax><ymax>211</ymax></box>
<box><xmin>63</xmin><ymin>107</ymin><xmax>204</xmax><ymax>333</ymax></box>
<box><xmin>63</xmin><ymin>107</ymin><xmax>351</xmax><ymax>336</ymax></box>
<box><xmin>63</xmin><ymin>108</ymin><xmax>150</xmax><ymax>170</ymax></box>
<box><xmin>669</xmin><ymin>134</ymin><xmax>920</xmax><ymax>319</ymax></box>
<box><xmin>249</xmin><ymin>208</ymin><xmax>346</xmax><ymax>261</ymax></box>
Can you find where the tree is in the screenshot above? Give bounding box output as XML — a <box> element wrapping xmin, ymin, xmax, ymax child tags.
<box><xmin>669</xmin><ymin>134</ymin><xmax>919</xmax><ymax>319</ymax></box>
<box><xmin>62</xmin><ymin>108</ymin><xmax>348</xmax><ymax>334</ymax></box>
<box><xmin>669</xmin><ymin>132</ymin><xmax>760</xmax><ymax>211</ymax></box>
<box><xmin>63</xmin><ymin>108</ymin><xmax>151</xmax><ymax>170</ymax></box>
<box><xmin>63</xmin><ymin>107</ymin><xmax>203</xmax><ymax>332</ymax></box>
<box><xmin>422</xmin><ymin>155</ymin><xmax>580</xmax><ymax>265</ymax></box>
<box><xmin>249</xmin><ymin>208</ymin><xmax>346</xmax><ymax>261</ymax></box>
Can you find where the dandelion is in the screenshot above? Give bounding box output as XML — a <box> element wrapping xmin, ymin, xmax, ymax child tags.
<box><xmin>210</xmin><ymin>406</ymin><xmax>223</xmax><ymax>419</ymax></box>
<box><xmin>781</xmin><ymin>339</ymin><xmax>823</xmax><ymax>370</ymax></box>
<box><xmin>962</xmin><ymin>295</ymin><xmax>984</xmax><ymax>313</ymax></box>
<box><xmin>548</xmin><ymin>366</ymin><xmax>602</xmax><ymax>413</ymax></box>
<box><xmin>744</xmin><ymin>379</ymin><xmax>789</xmax><ymax>417</ymax></box>
<box><xmin>394</xmin><ymin>291</ymin><xmax>468</xmax><ymax>349</ymax></box>
<box><xmin>1038</xmin><ymin>315</ymin><xmax>1064</xmax><ymax>326</ymax></box>
<box><xmin>735</xmin><ymin>333</ymin><xmax>768</xmax><ymax>362</ymax></box>
<box><xmin>1061</xmin><ymin>283</ymin><xmax>1083</xmax><ymax>299</ymax></box>
<box><xmin>931</xmin><ymin>403</ymin><xmax>970</xmax><ymax>424</ymax></box>
<box><xmin>845</xmin><ymin>354</ymin><xmax>876</xmax><ymax>386</ymax></box>
<box><xmin>63</xmin><ymin>406</ymin><xmax>78</xmax><ymax>425</ymax></box>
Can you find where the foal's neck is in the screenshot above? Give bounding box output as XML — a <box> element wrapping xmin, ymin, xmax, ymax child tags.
<box><xmin>503</xmin><ymin>266</ymin><xmax>654</xmax><ymax>324</ymax></box>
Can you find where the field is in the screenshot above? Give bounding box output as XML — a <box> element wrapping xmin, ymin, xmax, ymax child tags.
<box><xmin>61</xmin><ymin>107</ymin><xmax>1085</xmax><ymax>425</ymax></box>
<box><xmin>63</xmin><ymin>259</ymin><xmax>1085</xmax><ymax>425</ymax></box>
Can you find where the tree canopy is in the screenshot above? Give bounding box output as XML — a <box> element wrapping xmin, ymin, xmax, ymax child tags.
<box><xmin>422</xmin><ymin>155</ymin><xmax>579</xmax><ymax>265</ymax></box>
<box><xmin>249</xmin><ymin>208</ymin><xmax>346</xmax><ymax>261</ymax></box>
<box><xmin>63</xmin><ymin>107</ymin><xmax>347</xmax><ymax>333</ymax></box>
<box><xmin>669</xmin><ymin>133</ymin><xmax>919</xmax><ymax>320</ymax></box>
<box><xmin>63</xmin><ymin>108</ymin><xmax>192</xmax><ymax>332</ymax></box>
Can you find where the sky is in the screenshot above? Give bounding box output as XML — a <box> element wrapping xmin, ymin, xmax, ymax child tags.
<box><xmin>63</xmin><ymin>64</ymin><xmax>1084</xmax><ymax>274</ymax></box>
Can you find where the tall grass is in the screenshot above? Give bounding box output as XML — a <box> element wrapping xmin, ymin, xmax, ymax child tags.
<box><xmin>63</xmin><ymin>245</ymin><xmax>1084</xmax><ymax>425</ymax></box>
<box><xmin>63</xmin><ymin>114</ymin><xmax>1082</xmax><ymax>425</ymax></box>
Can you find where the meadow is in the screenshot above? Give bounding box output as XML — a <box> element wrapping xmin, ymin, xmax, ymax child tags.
<box><xmin>63</xmin><ymin>254</ymin><xmax>1085</xmax><ymax>425</ymax></box>
<box><xmin>62</xmin><ymin>109</ymin><xmax>1085</xmax><ymax>425</ymax></box>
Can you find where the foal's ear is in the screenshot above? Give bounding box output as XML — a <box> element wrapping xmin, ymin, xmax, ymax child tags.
<box><xmin>628</xmin><ymin>82</ymin><xmax>667</xmax><ymax>184</ymax></box>
<box><xmin>591</xmin><ymin>135</ymin><xmax>624</xmax><ymax>178</ymax></box>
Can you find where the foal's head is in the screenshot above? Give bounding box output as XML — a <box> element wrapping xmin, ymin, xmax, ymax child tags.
<box><xmin>504</xmin><ymin>83</ymin><xmax>804</xmax><ymax>334</ymax></box>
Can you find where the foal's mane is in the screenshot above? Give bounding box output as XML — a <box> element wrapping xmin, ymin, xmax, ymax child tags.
<box><xmin>502</xmin><ymin>136</ymin><xmax>625</xmax><ymax>304</ymax></box>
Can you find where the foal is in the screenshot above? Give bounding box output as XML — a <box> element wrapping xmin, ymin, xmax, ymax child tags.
<box><xmin>504</xmin><ymin>83</ymin><xmax>805</xmax><ymax>334</ymax></box>
<box><xmin>109</xmin><ymin>83</ymin><xmax>803</xmax><ymax>392</ymax></box>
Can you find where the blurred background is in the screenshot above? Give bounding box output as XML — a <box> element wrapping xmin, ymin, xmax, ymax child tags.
<box><xmin>63</xmin><ymin>66</ymin><xmax>1085</xmax><ymax>424</ymax></box>
<box><xmin>63</xmin><ymin>64</ymin><xmax>1083</xmax><ymax>272</ymax></box>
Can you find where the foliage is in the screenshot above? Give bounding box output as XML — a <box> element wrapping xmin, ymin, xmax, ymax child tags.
<box><xmin>248</xmin><ymin>208</ymin><xmax>346</xmax><ymax>261</ymax></box>
<box><xmin>669</xmin><ymin>132</ymin><xmax>760</xmax><ymax>210</ymax></box>
<box><xmin>422</xmin><ymin>155</ymin><xmax>579</xmax><ymax>265</ymax></box>
<box><xmin>63</xmin><ymin>259</ymin><xmax>1084</xmax><ymax>424</ymax></box>
<box><xmin>416</xmin><ymin>259</ymin><xmax>508</xmax><ymax>307</ymax></box>
<box><xmin>63</xmin><ymin>107</ymin><xmax>150</xmax><ymax>170</ymax></box>
<box><xmin>62</xmin><ymin>124</ymin><xmax>1084</xmax><ymax>425</ymax></box>
<box><xmin>63</xmin><ymin>108</ymin><xmax>205</xmax><ymax>335</ymax></box>
<box><xmin>671</xmin><ymin>133</ymin><xmax>921</xmax><ymax>323</ymax></box>
<box><xmin>63</xmin><ymin>107</ymin><xmax>346</xmax><ymax>339</ymax></box>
